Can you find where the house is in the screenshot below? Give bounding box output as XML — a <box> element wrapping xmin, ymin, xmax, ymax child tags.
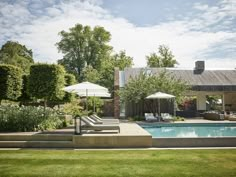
<box><xmin>114</xmin><ymin>61</ymin><xmax>236</xmax><ymax>118</ymax></box>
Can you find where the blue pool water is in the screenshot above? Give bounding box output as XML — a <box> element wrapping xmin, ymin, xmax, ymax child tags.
<box><xmin>140</xmin><ymin>123</ymin><xmax>236</xmax><ymax>138</ymax></box>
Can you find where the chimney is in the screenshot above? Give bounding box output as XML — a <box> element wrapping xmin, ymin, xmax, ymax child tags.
<box><xmin>195</xmin><ymin>61</ymin><xmax>205</xmax><ymax>71</ymax></box>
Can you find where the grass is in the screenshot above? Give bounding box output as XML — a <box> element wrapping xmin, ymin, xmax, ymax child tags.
<box><xmin>0</xmin><ymin>149</ymin><xmax>236</xmax><ymax>177</ymax></box>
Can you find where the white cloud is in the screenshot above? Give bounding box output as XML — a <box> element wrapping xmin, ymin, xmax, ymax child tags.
<box><xmin>0</xmin><ymin>0</ymin><xmax>235</xmax><ymax>69</ymax></box>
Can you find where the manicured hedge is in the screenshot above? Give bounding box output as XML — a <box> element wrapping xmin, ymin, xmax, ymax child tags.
<box><xmin>28</xmin><ymin>64</ymin><xmax>65</xmax><ymax>104</ymax></box>
<box><xmin>17</xmin><ymin>75</ymin><xmax>32</xmax><ymax>104</ymax></box>
<box><xmin>0</xmin><ymin>105</ymin><xmax>64</xmax><ymax>132</ymax></box>
<box><xmin>0</xmin><ymin>64</ymin><xmax>23</xmax><ymax>102</ymax></box>
<box><xmin>63</xmin><ymin>73</ymin><xmax>76</xmax><ymax>102</ymax></box>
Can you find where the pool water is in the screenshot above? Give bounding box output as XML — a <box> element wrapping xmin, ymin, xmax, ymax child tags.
<box><xmin>141</xmin><ymin>123</ymin><xmax>236</xmax><ymax>138</ymax></box>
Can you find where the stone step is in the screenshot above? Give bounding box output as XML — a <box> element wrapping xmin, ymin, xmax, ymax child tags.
<box><xmin>0</xmin><ymin>134</ymin><xmax>73</xmax><ymax>141</ymax></box>
<box><xmin>0</xmin><ymin>141</ymin><xmax>74</xmax><ymax>148</ymax></box>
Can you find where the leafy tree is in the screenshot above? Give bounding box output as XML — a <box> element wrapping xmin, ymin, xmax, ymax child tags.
<box><xmin>63</xmin><ymin>73</ymin><xmax>77</xmax><ymax>103</ymax></box>
<box><xmin>56</xmin><ymin>24</ymin><xmax>112</xmax><ymax>80</ymax></box>
<box><xmin>113</xmin><ymin>50</ymin><xmax>133</xmax><ymax>70</ymax></box>
<box><xmin>0</xmin><ymin>64</ymin><xmax>23</xmax><ymax>103</ymax></box>
<box><xmin>63</xmin><ymin>99</ymin><xmax>83</xmax><ymax>117</ymax></box>
<box><xmin>28</xmin><ymin>64</ymin><xmax>65</xmax><ymax>107</ymax></box>
<box><xmin>146</xmin><ymin>45</ymin><xmax>178</xmax><ymax>67</ymax></box>
<box><xmin>81</xmin><ymin>65</ymin><xmax>101</xmax><ymax>83</ymax></box>
<box><xmin>0</xmin><ymin>41</ymin><xmax>34</xmax><ymax>73</ymax></box>
<box><xmin>99</xmin><ymin>51</ymin><xmax>133</xmax><ymax>91</ymax></box>
<box><xmin>119</xmin><ymin>70</ymin><xmax>187</xmax><ymax>115</ymax></box>
<box><xmin>87</xmin><ymin>97</ymin><xmax>104</xmax><ymax>114</ymax></box>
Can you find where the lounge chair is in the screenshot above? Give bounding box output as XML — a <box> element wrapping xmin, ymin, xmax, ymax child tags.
<box><xmin>90</xmin><ymin>115</ymin><xmax>119</xmax><ymax>124</ymax></box>
<box><xmin>229</xmin><ymin>114</ymin><xmax>236</xmax><ymax>121</ymax></box>
<box><xmin>145</xmin><ymin>113</ymin><xmax>157</xmax><ymax>121</ymax></box>
<box><xmin>81</xmin><ymin>116</ymin><xmax>120</xmax><ymax>133</ymax></box>
<box><xmin>161</xmin><ymin>113</ymin><xmax>173</xmax><ymax>122</ymax></box>
<box><xmin>89</xmin><ymin>116</ymin><xmax>119</xmax><ymax>124</ymax></box>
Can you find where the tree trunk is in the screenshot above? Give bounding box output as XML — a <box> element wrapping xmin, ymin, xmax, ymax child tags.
<box><xmin>44</xmin><ymin>99</ymin><xmax>47</xmax><ymax>110</ymax></box>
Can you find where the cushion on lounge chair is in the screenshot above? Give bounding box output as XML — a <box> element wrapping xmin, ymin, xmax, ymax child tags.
<box><xmin>81</xmin><ymin>116</ymin><xmax>120</xmax><ymax>133</ymax></box>
<box><xmin>145</xmin><ymin>113</ymin><xmax>157</xmax><ymax>121</ymax></box>
<box><xmin>161</xmin><ymin>113</ymin><xmax>173</xmax><ymax>121</ymax></box>
<box><xmin>91</xmin><ymin>115</ymin><xmax>119</xmax><ymax>123</ymax></box>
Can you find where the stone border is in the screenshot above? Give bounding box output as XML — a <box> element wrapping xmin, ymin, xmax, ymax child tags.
<box><xmin>152</xmin><ymin>137</ymin><xmax>236</xmax><ymax>147</ymax></box>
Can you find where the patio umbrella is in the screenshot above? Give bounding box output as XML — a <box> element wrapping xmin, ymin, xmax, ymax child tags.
<box><xmin>146</xmin><ymin>92</ymin><xmax>175</xmax><ymax>117</ymax></box>
<box><xmin>63</xmin><ymin>81</ymin><xmax>110</xmax><ymax>111</ymax></box>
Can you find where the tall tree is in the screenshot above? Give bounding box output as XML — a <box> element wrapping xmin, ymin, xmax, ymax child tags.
<box><xmin>99</xmin><ymin>50</ymin><xmax>133</xmax><ymax>91</ymax></box>
<box><xmin>81</xmin><ymin>65</ymin><xmax>101</xmax><ymax>83</ymax></box>
<box><xmin>0</xmin><ymin>41</ymin><xmax>34</xmax><ymax>73</ymax></box>
<box><xmin>146</xmin><ymin>45</ymin><xmax>178</xmax><ymax>67</ymax></box>
<box><xmin>56</xmin><ymin>24</ymin><xmax>112</xmax><ymax>80</ymax></box>
<box><xmin>113</xmin><ymin>50</ymin><xmax>133</xmax><ymax>70</ymax></box>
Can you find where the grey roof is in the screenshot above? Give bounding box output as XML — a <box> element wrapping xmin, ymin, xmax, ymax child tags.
<box><xmin>123</xmin><ymin>68</ymin><xmax>236</xmax><ymax>91</ymax></box>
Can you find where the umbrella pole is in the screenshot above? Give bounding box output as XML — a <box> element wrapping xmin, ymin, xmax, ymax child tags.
<box><xmin>158</xmin><ymin>99</ymin><xmax>160</xmax><ymax>117</ymax></box>
<box><xmin>173</xmin><ymin>98</ymin><xmax>176</xmax><ymax>116</ymax></box>
<box><xmin>86</xmin><ymin>89</ymin><xmax>88</xmax><ymax>113</ymax></box>
<box><xmin>93</xmin><ymin>94</ymin><xmax>95</xmax><ymax>113</ymax></box>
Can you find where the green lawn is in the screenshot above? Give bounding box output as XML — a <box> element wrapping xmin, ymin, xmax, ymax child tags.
<box><xmin>0</xmin><ymin>149</ymin><xmax>236</xmax><ymax>177</ymax></box>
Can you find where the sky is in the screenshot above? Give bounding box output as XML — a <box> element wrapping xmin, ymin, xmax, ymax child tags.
<box><xmin>0</xmin><ymin>0</ymin><xmax>235</xmax><ymax>69</ymax></box>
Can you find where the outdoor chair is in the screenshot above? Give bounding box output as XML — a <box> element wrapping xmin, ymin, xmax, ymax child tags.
<box><xmin>89</xmin><ymin>115</ymin><xmax>119</xmax><ymax>124</ymax></box>
<box><xmin>145</xmin><ymin>113</ymin><xmax>157</xmax><ymax>121</ymax></box>
<box><xmin>81</xmin><ymin>116</ymin><xmax>120</xmax><ymax>133</ymax></box>
<box><xmin>90</xmin><ymin>114</ymin><xmax>119</xmax><ymax>124</ymax></box>
<box><xmin>161</xmin><ymin>113</ymin><xmax>173</xmax><ymax>122</ymax></box>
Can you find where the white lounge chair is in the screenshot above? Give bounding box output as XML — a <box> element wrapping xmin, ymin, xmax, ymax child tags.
<box><xmin>90</xmin><ymin>115</ymin><xmax>119</xmax><ymax>124</ymax></box>
<box><xmin>145</xmin><ymin>113</ymin><xmax>157</xmax><ymax>121</ymax></box>
<box><xmin>88</xmin><ymin>116</ymin><xmax>119</xmax><ymax>124</ymax></box>
<box><xmin>81</xmin><ymin>116</ymin><xmax>120</xmax><ymax>133</ymax></box>
<box><xmin>161</xmin><ymin>113</ymin><xmax>173</xmax><ymax>122</ymax></box>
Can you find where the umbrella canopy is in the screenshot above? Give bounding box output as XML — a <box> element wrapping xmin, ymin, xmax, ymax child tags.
<box><xmin>63</xmin><ymin>81</ymin><xmax>108</xmax><ymax>94</ymax></box>
<box><xmin>146</xmin><ymin>92</ymin><xmax>175</xmax><ymax>99</ymax></box>
<box><xmin>78</xmin><ymin>92</ymin><xmax>111</xmax><ymax>97</ymax></box>
<box><xmin>63</xmin><ymin>81</ymin><xmax>110</xmax><ymax>112</ymax></box>
<box><xmin>146</xmin><ymin>92</ymin><xmax>175</xmax><ymax>118</ymax></box>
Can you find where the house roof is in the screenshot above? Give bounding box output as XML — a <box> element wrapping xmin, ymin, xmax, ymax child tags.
<box><xmin>122</xmin><ymin>67</ymin><xmax>236</xmax><ymax>91</ymax></box>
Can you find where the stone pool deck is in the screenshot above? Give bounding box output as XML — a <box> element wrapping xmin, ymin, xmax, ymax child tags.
<box><xmin>0</xmin><ymin>122</ymin><xmax>152</xmax><ymax>148</ymax></box>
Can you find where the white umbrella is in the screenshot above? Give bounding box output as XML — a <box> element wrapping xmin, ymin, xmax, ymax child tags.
<box><xmin>146</xmin><ymin>92</ymin><xmax>175</xmax><ymax>117</ymax></box>
<box><xmin>63</xmin><ymin>81</ymin><xmax>108</xmax><ymax>94</ymax></box>
<box><xmin>63</xmin><ymin>81</ymin><xmax>110</xmax><ymax>111</ymax></box>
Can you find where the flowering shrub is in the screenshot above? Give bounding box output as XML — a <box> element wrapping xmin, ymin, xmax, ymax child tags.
<box><xmin>0</xmin><ymin>105</ymin><xmax>64</xmax><ymax>132</ymax></box>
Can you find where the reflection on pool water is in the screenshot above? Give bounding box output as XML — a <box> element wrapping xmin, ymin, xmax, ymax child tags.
<box><xmin>140</xmin><ymin>123</ymin><xmax>236</xmax><ymax>138</ymax></box>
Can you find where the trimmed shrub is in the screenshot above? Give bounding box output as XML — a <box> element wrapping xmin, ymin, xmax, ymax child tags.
<box><xmin>0</xmin><ymin>105</ymin><xmax>64</xmax><ymax>132</ymax></box>
<box><xmin>63</xmin><ymin>73</ymin><xmax>76</xmax><ymax>102</ymax></box>
<box><xmin>17</xmin><ymin>75</ymin><xmax>32</xmax><ymax>104</ymax></box>
<box><xmin>0</xmin><ymin>64</ymin><xmax>23</xmax><ymax>102</ymax></box>
<box><xmin>28</xmin><ymin>64</ymin><xmax>65</xmax><ymax>106</ymax></box>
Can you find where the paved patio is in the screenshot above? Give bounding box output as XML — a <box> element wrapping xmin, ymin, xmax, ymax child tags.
<box><xmin>0</xmin><ymin>122</ymin><xmax>152</xmax><ymax>148</ymax></box>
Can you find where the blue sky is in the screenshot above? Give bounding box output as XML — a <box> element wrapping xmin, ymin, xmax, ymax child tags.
<box><xmin>0</xmin><ymin>0</ymin><xmax>235</xmax><ymax>68</ymax></box>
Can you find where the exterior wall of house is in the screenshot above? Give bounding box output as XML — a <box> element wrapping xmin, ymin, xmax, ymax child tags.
<box><xmin>224</xmin><ymin>92</ymin><xmax>236</xmax><ymax>111</ymax></box>
<box><xmin>196</xmin><ymin>94</ymin><xmax>207</xmax><ymax>111</ymax></box>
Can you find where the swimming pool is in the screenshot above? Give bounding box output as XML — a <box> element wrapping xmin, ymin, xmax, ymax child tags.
<box><xmin>141</xmin><ymin>123</ymin><xmax>236</xmax><ymax>138</ymax></box>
